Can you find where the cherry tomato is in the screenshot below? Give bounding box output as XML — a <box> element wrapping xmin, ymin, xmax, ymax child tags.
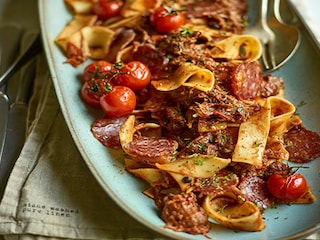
<box><xmin>81</xmin><ymin>79</ymin><xmax>112</xmax><ymax>108</ymax></box>
<box><xmin>100</xmin><ymin>86</ymin><xmax>136</xmax><ymax>117</ymax></box>
<box><xmin>267</xmin><ymin>172</ymin><xmax>307</xmax><ymax>201</ymax></box>
<box><xmin>92</xmin><ymin>0</ymin><xmax>123</xmax><ymax>20</ymax></box>
<box><xmin>113</xmin><ymin>61</ymin><xmax>151</xmax><ymax>90</ymax></box>
<box><xmin>83</xmin><ymin>60</ymin><xmax>113</xmax><ymax>82</ymax></box>
<box><xmin>150</xmin><ymin>6</ymin><xmax>185</xmax><ymax>33</ymax></box>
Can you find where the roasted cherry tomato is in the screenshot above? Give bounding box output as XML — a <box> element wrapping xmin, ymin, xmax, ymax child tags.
<box><xmin>267</xmin><ymin>171</ymin><xmax>307</xmax><ymax>201</ymax></box>
<box><xmin>113</xmin><ymin>61</ymin><xmax>151</xmax><ymax>90</ymax></box>
<box><xmin>81</xmin><ymin>79</ymin><xmax>112</xmax><ymax>108</ymax></box>
<box><xmin>150</xmin><ymin>6</ymin><xmax>185</xmax><ymax>33</ymax></box>
<box><xmin>92</xmin><ymin>0</ymin><xmax>123</xmax><ymax>20</ymax></box>
<box><xmin>83</xmin><ymin>60</ymin><xmax>113</xmax><ymax>82</ymax></box>
<box><xmin>100</xmin><ymin>86</ymin><xmax>136</xmax><ymax>117</ymax></box>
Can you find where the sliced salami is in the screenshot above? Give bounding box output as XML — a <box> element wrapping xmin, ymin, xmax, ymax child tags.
<box><xmin>238</xmin><ymin>176</ymin><xmax>274</xmax><ymax>211</ymax></box>
<box><xmin>124</xmin><ymin>136</ymin><xmax>179</xmax><ymax>165</ymax></box>
<box><xmin>231</xmin><ymin>61</ymin><xmax>263</xmax><ymax>100</ymax></box>
<box><xmin>284</xmin><ymin>125</ymin><xmax>320</xmax><ymax>163</ymax></box>
<box><xmin>91</xmin><ymin>116</ymin><xmax>128</xmax><ymax>149</ymax></box>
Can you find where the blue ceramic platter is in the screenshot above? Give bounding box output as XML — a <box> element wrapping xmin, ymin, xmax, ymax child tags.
<box><xmin>39</xmin><ymin>0</ymin><xmax>320</xmax><ymax>239</ymax></box>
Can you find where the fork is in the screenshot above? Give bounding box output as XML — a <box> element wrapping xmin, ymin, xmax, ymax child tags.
<box><xmin>245</xmin><ymin>0</ymin><xmax>276</xmax><ymax>71</ymax></box>
<box><xmin>245</xmin><ymin>0</ymin><xmax>300</xmax><ymax>73</ymax></box>
<box><xmin>0</xmin><ymin>24</ymin><xmax>22</xmax><ymax>163</ymax></box>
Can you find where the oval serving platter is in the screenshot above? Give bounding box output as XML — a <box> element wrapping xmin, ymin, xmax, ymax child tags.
<box><xmin>38</xmin><ymin>0</ymin><xmax>320</xmax><ymax>239</ymax></box>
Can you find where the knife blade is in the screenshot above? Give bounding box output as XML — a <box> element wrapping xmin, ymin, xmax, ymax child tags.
<box><xmin>0</xmin><ymin>30</ymin><xmax>39</xmax><ymax>195</ymax></box>
<box><xmin>0</xmin><ymin>24</ymin><xmax>22</xmax><ymax>163</ymax></box>
<box><xmin>0</xmin><ymin>92</ymin><xmax>9</xmax><ymax>160</ymax></box>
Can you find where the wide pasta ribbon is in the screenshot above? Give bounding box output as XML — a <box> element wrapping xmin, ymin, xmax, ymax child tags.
<box><xmin>120</xmin><ymin>0</ymin><xmax>160</xmax><ymax>17</ymax></box>
<box><xmin>155</xmin><ymin>154</ymin><xmax>231</xmax><ymax>178</ymax></box>
<box><xmin>151</xmin><ymin>62</ymin><xmax>215</xmax><ymax>92</ymax></box>
<box><xmin>125</xmin><ymin>158</ymin><xmax>193</xmax><ymax>192</ymax></box>
<box><xmin>64</xmin><ymin>0</ymin><xmax>93</xmax><ymax>14</ymax></box>
<box><xmin>55</xmin><ymin>15</ymin><xmax>115</xmax><ymax>65</ymax></box>
<box><xmin>55</xmin><ymin>14</ymin><xmax>97</xmax><ymax>50</ymax></box>
<box><xmin>203</xmin><ymin>189</ymin><xmax>265</xmax><ymax>232</ymax></box>
<box><xmin>183</xmin><ymin>24</ymin><xmax>233</xmax><ymax>42</ymax></box>
<box><xmin>232</xmin><ymin>96</ymin><xmax>296</xmax><ymax>167</ymax></box>
<box><xmin>211</xmin><ymin>35</ymin><xmax>262</xmax><ymax>61</ymax></box>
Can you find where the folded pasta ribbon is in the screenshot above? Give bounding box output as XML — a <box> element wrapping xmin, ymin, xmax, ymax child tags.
<box><xmin>64</xmin><ymin>0</ymin><xmax>93</xmax><ymax>14</ymax></box>
<box><xmin>269</xmin><ymin>96</ymin><xmax>296</xmax><ymax>139</ymax></box>
<box><xmin>119</xmin><ymin>115</ymin><xmax>161</xmax><ymax>148</ymax></box>
<box><xmin>151</xmin><ymin>63</ymin><xmax>215</xmax><ymax>92</ymax></box>
<box><xmin>203</xmin><ymin>190</ymin><xmax>265</xmax><ymax>232</ymax></box>
<box><xmin>184</xmin><ymin>24</ymin><xmax>233</xmax><ymax>42</ymax></box>
<box><xmin>232</xmin><ymin>96</ymin><xmax>296</xmax><ymax>167</ymax></box>
<box><xmin>128</xmin><ymin>168</ymin><xmax>164</xmax><ymax>184</ymax></box>
<box><xmin>120</xmin><ymin>0</ymin><xmax>161</xmax><ymax>17</ymax></box>
<box><xmin>125</xmin><ymin>158</ymin><xmax>193</xmax><ymax>192</ymax></box>
<box><xmin>155</xmin><ymin>154</ymin><xmax>231</xmax><ymax>178</ymax></box>
<box><xmin>55</xmin><ymin>15</ymin><xmax>115</xmax><ymax>65</ymax></box>
<box><xmin>211</xmin><ymin>35</ymin><xmax>262</xmax><ymax>61</ymax></box>
<box><xmin>55</xmin><ymin>14</ymin><xmax>97</xmax><ymax>50</ymax></box>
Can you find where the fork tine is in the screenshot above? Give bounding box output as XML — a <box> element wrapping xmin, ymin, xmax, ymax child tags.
<box><xmin>261</xmin><ymin>42</ymin><xmax>276</xmax><ymax>72</ymax></box>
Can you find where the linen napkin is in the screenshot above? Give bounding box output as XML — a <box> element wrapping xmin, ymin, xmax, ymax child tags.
<box><xmin>0</xmin><ymin>53</ymin><xmax>164</xmax><ymax>240</ymax></box>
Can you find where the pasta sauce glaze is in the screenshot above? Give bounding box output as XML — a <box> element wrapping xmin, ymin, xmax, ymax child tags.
<box><xmin>60</xmin><ymin>0</ymin><xmax>320</xmax><ymax>236</ymax></box>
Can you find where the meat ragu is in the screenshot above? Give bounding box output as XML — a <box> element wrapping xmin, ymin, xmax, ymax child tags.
<box><xmin>57</xmin><ymin>0</ymin><xmax>320</xmax><ymax>236</ymax></box>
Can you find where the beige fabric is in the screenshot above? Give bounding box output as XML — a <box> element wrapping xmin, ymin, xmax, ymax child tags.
<box><xmin>0</xmin><ymin>54</ymin><xmax>163</xmax><ymax>239</ymax></box>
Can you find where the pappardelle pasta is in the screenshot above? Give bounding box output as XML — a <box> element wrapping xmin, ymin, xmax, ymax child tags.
<box><xmin>56</xmin><ymin>0</ymin><xmax>320</xmax><ymax>236</ymax></box>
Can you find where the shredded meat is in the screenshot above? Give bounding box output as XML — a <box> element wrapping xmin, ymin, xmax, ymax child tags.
<box><xmin>193</xmin><ymin>169</ymin><xmax>239</xmax><ymax>196</ymax></box>
<box><xmin>182</xmin><ymin>0</ymin><xmax>248</xmax><ymax>34</ymax></box>
<box><xmin>161</xmin><ymin>192</ymin><xmax>211</xmax><ymax>235</ymax></box>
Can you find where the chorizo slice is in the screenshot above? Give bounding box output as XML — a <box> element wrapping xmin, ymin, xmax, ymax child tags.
<box><xmin>238</xmin><ymin>176</ymin><xmax>274</xmax><ymax>211</ymax></box>
<box><xmin>231</xmin><ymin>61</ymin><xmax>263</xmax><ymax>100</ymax></box>
<box><xmin>124</xmin><ymin>136</ymin><xmax>178</xmax><ymax>165</ymax></box>
<box><xmin>284</xmin><ymin>125</ymin><xmax>320</xmax><ymax>163</ymax></box>
<box><xmin>91</xmin><ymin>116</ymin><xmax>128</xmax><ymax>149</ymax></box>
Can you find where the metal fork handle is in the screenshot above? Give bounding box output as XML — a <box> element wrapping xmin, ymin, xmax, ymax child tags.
<box><xmin>250</xmin><ymin>0</ymin><xmax>273</xmax><ymax>39</ymax></box>
<box><xmin>270</xmin><ymin>0</ymin><xmax>297</xmax><ymax>24</ymax></box>
<box><xmin>258</xmin><ymin>0</ymin><xmax>269</xmax><ymax>28</ymax></box>
<box><xmin>256</xmin><ymin>0</ymin><xmax>276</xmax><ymax>71</ymax></box>
<box><xmin>272</xmin><ymin>0</ymin><xmax>282</xmax><ymax>22</ymax></box>
<box><xmin>0</xmin><ymin>92</ymin><xmax>9</xmax><ymax>161</ymax></box>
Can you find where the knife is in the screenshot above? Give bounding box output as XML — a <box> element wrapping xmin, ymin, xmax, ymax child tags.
<box><xmin>0</xmin><ymin>92</ymin><xmax>9</xmax><ymax>161</ymax></box>
<box><xmin>0</xmin><ymin>24</ymin><xmax>22</xmax><ymax>163</ymax></box>
<box><xmin>0</xmin><ymin>30</ymin><xmax>39</xmax><ymax>195</ymax></box>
